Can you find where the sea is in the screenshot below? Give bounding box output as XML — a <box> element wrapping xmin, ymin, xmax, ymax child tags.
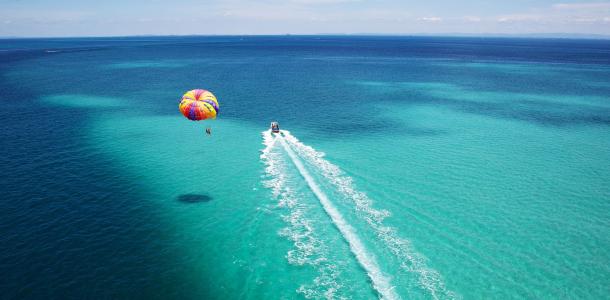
<box><xmin>1</xmin><ymin>36</ymin><xmax>609</xmax><ymax>299</ymax></box>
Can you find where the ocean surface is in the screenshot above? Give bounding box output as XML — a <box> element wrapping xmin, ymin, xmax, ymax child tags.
<box><xmin>1</xmin><ymin>36</ymin><xmax>609</xmax><ymax>299</ymax></box>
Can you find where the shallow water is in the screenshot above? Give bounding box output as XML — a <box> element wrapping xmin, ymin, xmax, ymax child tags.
<box><xmin>1</xmin><ymin>36</ymin><xmax>609</xmax><ymax>299</ymax></box>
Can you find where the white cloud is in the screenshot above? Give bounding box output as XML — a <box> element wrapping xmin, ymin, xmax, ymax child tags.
<box><xmin>550</xmin><ymin>2</ymin><xmax>610</xmax><ymax>24</ymax></box>
<box><xmin>418</xmin><ymin>17</ymin><xmax>442</xmax><ymax>22</ymax></box>
<box><xmin>0</xmin><ymin>8</ymin><xmax>93</xmax><ymax>23</ymax></box>
<box><xmin>572</xmin><ymin>17</ymin><xmax>601</xmax><ymax>22</ymax></box>
<box><xmin>463</xmin><ymin>16</ymin><xmax>481</xmax><ymax>22</ymax></box>
<box><xmin>552</xmin><ymin>2</ymin><xmax>610</xmax><ymax>10</ymax></box>
<box><xmin>497</xmin><ymin>14</ymin><xmax>542</xmax><ymax>23</ymax></box>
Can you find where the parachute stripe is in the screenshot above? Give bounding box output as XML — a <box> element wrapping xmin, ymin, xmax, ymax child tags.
<box><xmin>188</xmin><ymin>104</ymin><xmax>196</xmax><ymax>120</ymax></box>
<box><xmin>203</xmin><ymin>100</ymin><xmax>219</xmax><ymax>113</ymax></box>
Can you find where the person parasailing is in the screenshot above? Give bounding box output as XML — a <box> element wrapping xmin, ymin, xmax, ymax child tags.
<box><xmin>178</xmin><ymin>89</ymin><xmax>220</xmax><ymax>136</ymax></box>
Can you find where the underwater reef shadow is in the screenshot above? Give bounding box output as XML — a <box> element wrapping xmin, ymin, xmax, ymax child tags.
<box><xmin>353</xmin><ymin>81</ymin><xmax>610</xmax><ymax>127</ymax></box>
<box><xmin>177</xmin><ymin>193</ymin><xmax>214</xmax><ymax>203</ymax></box>
<box><xmin>308</xmin><ymin>118</ymin><xmax>447</xmax><ymax>139</ymax></box>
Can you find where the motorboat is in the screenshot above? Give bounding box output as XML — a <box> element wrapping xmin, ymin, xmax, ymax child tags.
<box><xmin>270</xmin><ymin>121</ymin><xmax>280</xmax><ymax>133</ymax></box>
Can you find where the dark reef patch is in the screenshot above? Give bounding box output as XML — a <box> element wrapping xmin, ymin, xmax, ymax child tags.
<box><xmin>177</xmin><ymin>194</ymin><xmax>214</xmax><ymax>203</ymax></box>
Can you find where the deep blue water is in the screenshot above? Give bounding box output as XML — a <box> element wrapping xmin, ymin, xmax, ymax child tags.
<box><xmin>1</xmin><ymin>36</ymin><xmax>609</xmax><ymax>299</ymax></box>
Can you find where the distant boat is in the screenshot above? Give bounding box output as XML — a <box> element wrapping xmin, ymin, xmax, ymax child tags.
<box><xmin>270</xmin><ymin>121</ymin><xmax>281</xmax><ymax>134</ymax></box>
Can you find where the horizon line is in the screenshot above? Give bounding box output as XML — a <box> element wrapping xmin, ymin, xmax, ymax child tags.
<box><xmin>1</xmin><ymin>32</ymin><xmax>610</xmax><ymax>40</ymax></box>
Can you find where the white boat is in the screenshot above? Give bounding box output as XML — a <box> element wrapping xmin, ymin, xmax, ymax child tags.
<box><xmin>270</xmin><ymin>121</ymin><xmax>280</xmax><ymax>133</ymax></box>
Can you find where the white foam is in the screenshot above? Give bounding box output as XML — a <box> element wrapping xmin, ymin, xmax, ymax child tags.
<box><xmin>281</xmin><ymin>131</ymin><xmax>457</xmax><ymax>300</ymax></box>
<box><xmin>261</xmin><ymin>130</ymin><xmax>343</xmax><ymax>299</ymax></box>
<box><xmin>278</xmin><ymin>136</ymin><xmax>399</xmax><ymax>300</ymax></box>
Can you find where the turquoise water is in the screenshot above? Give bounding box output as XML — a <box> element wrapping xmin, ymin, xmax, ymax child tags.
<box><xmin>1</xmin><ymin>36</ymin><xmax>609</xmax><ymax>299</ymax></box>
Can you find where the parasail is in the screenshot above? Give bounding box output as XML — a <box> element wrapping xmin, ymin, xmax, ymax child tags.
<box><xmin>178</xmin><ymin>89</ymin><xmax>219</xmax><ymax>121</ymax></box>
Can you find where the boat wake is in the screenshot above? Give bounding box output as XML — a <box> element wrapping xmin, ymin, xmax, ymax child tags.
<box><xmin>261</xmin><ymin>130</ymin><xmax>456</xmax><ymax>299</ymax></box>
<box><xmin>261</xmin><ymin>132</ymin><xmax>343</xmax><ymax>299</ymax></box>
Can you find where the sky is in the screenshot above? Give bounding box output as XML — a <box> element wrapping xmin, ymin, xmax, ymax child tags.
<box><xmin>1</xmin><ymin>0</ymin><xmax>609</xmax><ymax>37</ymax></box>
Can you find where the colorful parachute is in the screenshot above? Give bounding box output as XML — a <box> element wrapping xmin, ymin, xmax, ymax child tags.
<box><xmin>179</xmin><ymin>89</ymin><xmax>219</xmax><ymax>121</ymax></box>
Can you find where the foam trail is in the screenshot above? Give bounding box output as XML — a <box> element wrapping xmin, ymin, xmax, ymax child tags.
<box><xmin>277</xmin><ymin>135</ymin><xmax>399</xmax><ymax>300</ymax></box>
<box><xmin>281</xmin><ymin>130</ymin><xmax>457</xmax><ymax>300</ymax></box>
<box><xmin>261</xmin><ymin>130</ymin><xmax>342</xmax><ymax>298</ymax></box>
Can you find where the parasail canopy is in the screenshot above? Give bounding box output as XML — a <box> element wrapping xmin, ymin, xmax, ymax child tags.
<box><xmin>179</xmin><ymin>89</ymin><xmax>219</xmax><ymax>121</ymax></box>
